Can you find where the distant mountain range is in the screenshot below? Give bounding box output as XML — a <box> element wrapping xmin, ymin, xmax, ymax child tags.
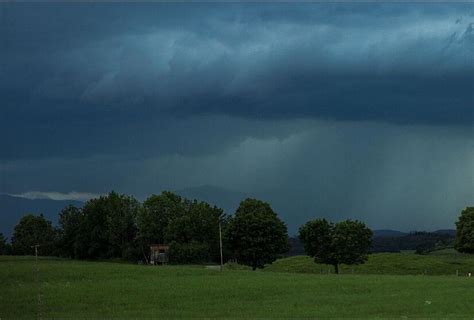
<box><xmin>0</xmin><ymin>194</ymin><xmax>83</xmax><ymax>239</ymax></box>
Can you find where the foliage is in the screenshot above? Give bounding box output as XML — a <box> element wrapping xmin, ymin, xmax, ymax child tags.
<box><xmin>137</xmin><ymin>192</ymin><xmax>226</xmax><ymax>264</ymax></box>
<box><xmin>168</xmin><ymin>240</ymin><xmax>210</xmax><ymax>264</ymax></box>
<box><xmin>74</xmin><ymin>192</ymin><xmax>140</xmax><ymax>260</ymax></box>
<box><xmin>455</xmin><ymin>207</ymin><xmax>474</xmax><ymax>253</ymax></box>
<box><xmin>56</xmin><ymin>205</ymin><xmax>84</xmax><ymax>258</ymax></box>
<box><xmin>2</xmin><ymin>256</ymin><xmax>474</xmax><ymax>318</ymax></box>
<box><xmin>299</xmin><ymin>219</ymin><xmax>372</xmax><ymax>273</ymax></box>
<box><xmin>6</xmin><ymin>190</ymin><xmax>229</xmax><ymax>264</ymax></box>
<box><xmin>165</xmin><ymin>199</ymin><xmax>226</xmax><ymax>263</ymax></box>
<box><xmin>225</xmin><ymin>198</ymin><xmax>288</xmax><ymax>270</ymax></box>
<box><xmin>0</xmin><ymin>233</ymin><xmax>7</xmax><ymax>255</ymax></box>
<box><xmin>11</xmin><ymin>214</ymin><xmax>57</xmax><ymax>256</ymax></box>
<box><xmin>137</xmin><ymin>192</ymin><xmax>184</xmax><ymax>248</ymax></box>
<box><xmin>372</xmin><ymin>231</ymin><xmax>455</xmax><ymax>254</ymax></box>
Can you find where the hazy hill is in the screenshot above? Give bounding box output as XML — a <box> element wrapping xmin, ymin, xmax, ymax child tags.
<box><xmin>372</xmin><ymin>230</ymin><xmax>408</xmax><ymax>238</ymax></box>
<box><xmin>0</xmin><ymin>194</ymin><xmax>83</xmax><ymax>239</ymax></box>
<box><xmin>433</xmin><ymin>229</ymin><xmax>457</xmax><ymax>236</ymax></box>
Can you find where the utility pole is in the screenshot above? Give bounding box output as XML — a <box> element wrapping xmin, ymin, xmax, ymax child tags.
<box><xmin>31</xmin><ymin>244</ymin><xmax>42</xmax><ymax>320</ymax></box>
<box><xmin>219</xmin><ymin>220</ymin><xmax>224</xmax><ymax>271</ymax></box>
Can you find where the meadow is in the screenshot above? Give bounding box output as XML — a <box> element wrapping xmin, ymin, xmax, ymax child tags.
<box><xmin>265</xmin><ymin>250</ymin><xmax>474</xmax><ymax>276</ymax></box>
<box><xmin>1</xmin><ymin>254</ymin><xmax>474</xmax><ymax>318</ymax></box>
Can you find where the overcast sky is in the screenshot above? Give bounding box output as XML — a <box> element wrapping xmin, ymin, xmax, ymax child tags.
<box><xmin>1</xmin><ymin>3</ymin><xmax>473</xmax><ymax>232</ymax></box>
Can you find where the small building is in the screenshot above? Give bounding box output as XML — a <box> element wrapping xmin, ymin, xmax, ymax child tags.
<box><xmin>150</xmin><ymin>244</ymin><xmax>169</xmax><ymax>265</ymax></box>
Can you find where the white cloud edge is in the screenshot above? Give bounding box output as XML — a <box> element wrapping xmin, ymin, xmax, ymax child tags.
<box><xmin>7</xmin><ymin>191</ymin><xmax>100</xmax><ymax>202</ymax></box>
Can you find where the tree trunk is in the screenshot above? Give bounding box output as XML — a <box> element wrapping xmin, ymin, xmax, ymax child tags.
<box><xmin>334</xmin><ymin>264</ymin><xmax>339</xmax><ymax>274</ymax></box>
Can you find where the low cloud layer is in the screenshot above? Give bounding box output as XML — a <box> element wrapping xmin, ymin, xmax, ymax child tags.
<box><xmin>8</xmin><ymin>191</ymin><xmax>100</xmax><ymax>202</ymax></box>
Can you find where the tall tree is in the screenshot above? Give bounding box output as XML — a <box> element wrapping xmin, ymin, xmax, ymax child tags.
<box><xmin>455</xmin><ymin>207</ymin><xmax>474</xmax><ymax>253</ymax></box>
<box><xmin>299</xmin><ymin>219</ymin><xmax>372</xmax><ymax>274</ymax></box>
<box><xmin>138</xmin><ymin>192</ymin><xmax>184</xmax><ymax>246</ymax></box>
<box><xmin>11</xmin><ymin>214</ymin><xmax>57</xmax><ymax>256</ymax></box>
<box><xmin>77</xmin><ymin>192</ymin><xmax>140</xmax><ymax>260</ymax></box>
<box><xmin>225</xmin><ymin>198</ymin><xmax>288</xmax><ymax>270</ymax></box>
<box><xmin>165</xmin><ymin>199</ymin><xmax>226</xmax><ymax>263</ymax></box>
<box><xmin>57</xmin><ymin>205</ymin><xmax>84</xmax><ymax>258</ymax></box>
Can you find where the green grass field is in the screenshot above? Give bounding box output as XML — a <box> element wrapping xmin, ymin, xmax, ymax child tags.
<box><xmin>265</xmin><ymin>251</ymin><xmax>474</xmax><ymax>276</ymax></box>
<box><xmin>2</xmin><ymin>255</ymin><xmax>474</xmax><ymax>318</ymax></box>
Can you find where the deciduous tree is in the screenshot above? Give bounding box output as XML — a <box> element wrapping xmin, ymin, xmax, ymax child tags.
<box><xmin>165</xmin><ymin>199</ymin><xmax>226</xmax><ymax>263</ymax></box>
<box><xmin>455</xmin><ymin>207</ymin><xmax>474</xmax><ymax>253</ymax></box>
<box><xmin>225</xmin><ymin>198</ymin><xmax>288</xmax><ymax>270</ymax></box>
<box><xmin>57</xmin><ymin>205</ymin><xmax>84</xmax><ymax>258</ymax></box>
<box><xmin>11</xmin><ymin>214</ymin><xmax>56</xmax><ymax>256</ymax></box>
<box><xmin>299</xmin><ymin>219</ymin><xmax>372</xmax><ymax>274</ymax></box>
<box><xmin>76</xmin><ymin>192</ymin><xmax>140</xmax><ymax>260</ymax></box>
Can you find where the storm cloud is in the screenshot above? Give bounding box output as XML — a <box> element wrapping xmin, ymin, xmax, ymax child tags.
<box><xmin>1</xmin><ymin>3</ymin><xmax>473</xmax><ymax>232</ymax></box>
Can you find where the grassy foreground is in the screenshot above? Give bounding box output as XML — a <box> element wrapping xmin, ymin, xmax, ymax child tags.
<box><xmin>1</xmin><ymin>256</ymin><xmax>474</xmax><ymax>318</ymax></box>
<box><xmin>266</xmin><ymin>251</ymin><xmax>474</xmax><ymax>276</ymax></box>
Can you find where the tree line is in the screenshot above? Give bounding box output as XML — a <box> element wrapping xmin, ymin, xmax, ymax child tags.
<box><xmin>1</xmin><ymin>192</ymin><xmax>291</xmax><ymax>269</ymax></box>
<box><xmin>1</xmin><ymin>190</ymin><xmax>472</xmax><ymax>273</ymax></box>
<box><xmin>371</xmin><ymin>231</ymin><xmax>455</xmax><ymax>254</ymax></box>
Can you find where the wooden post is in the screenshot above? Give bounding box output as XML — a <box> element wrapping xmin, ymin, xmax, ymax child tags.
<box><xmin>219</xmin><ymin>220</ymin><xmax>224</xmax><ymax>271</ymax></box>
<box><xmin>32</xmin><ymin>244</ymin><xmax>42</xmax><ymax>320</ymax></box>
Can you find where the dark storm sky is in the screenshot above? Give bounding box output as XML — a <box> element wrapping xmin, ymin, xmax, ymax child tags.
<box><xmin>1</xmin><ymin>3</ymin><xmax>473</xmax><ymax>232</ymax></box>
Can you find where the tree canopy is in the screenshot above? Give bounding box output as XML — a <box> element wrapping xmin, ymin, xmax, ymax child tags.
<box><xmin>299</xmin><ymin>219</ymin><xmax>372</xmax><ymax>274</ymax></box>
<box><xmin>137</xmin><ymin>191</ymin><xmax>184</xmax><ymax>259</ymax></box>
<box><xmin>0</xmin><ymin>233</ymin><xmax>7</xmax><ymax>255</ymax></box>
<box><xmin>11</xmin><ymin>214</ymin><xmax>56</xmax><ymax>256</ymax></box>
<box><xmin>57</xmin><ymin>205</ymin><xmax>84</xmax><ymax>258</ymax></box>
<box><xmin>455</xmin><ymin>207</ymin><xmax>474</xmax><ymax>254</ymax></box>
<box><xmin>165</xmin><ymin>199</ymin><xmax>226</xmax><ymax>263</ymax></box>
<box><xmin>74</xmin><ymin>192</ymin><xmax>140</xmax><ymax>260</ymax></box>
<box><xmin>225</xmin><ymin>198</ymin><xmax>288</xmax><ymax>270</ymax></box>
<box><xmin>136</xmin><ymin>192</ymin><xmax>226</xmax><ymax>264</ymax></box>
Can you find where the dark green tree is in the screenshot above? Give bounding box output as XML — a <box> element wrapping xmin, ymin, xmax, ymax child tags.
<box><xmin>76</xmin><ymin>192</ymin><xmax>140</xmax><ymax>260</ymax></box>
<box><xmin>11</xmin><ymin>214</ymin><xmax>57</xmax><ymax>256</ymax></box>
<box><xmin>0</xmin><ymin>233</ymin><xmax>7</xmax><ymax>255</ymax></box>
<box><xmin>137</xmin><ymin>191</ymin><xmax>184</xmax><ymax>257</ymax></box>
<box><xmin>299</xmin><ymin>219</ymin><xmax>372</xmax><ymax>274</ymax></box>
<box><xmin>57</xmin><ymin>205</ymin><xmax>84</xmax><ymax>258</ymax></box>
<box><xmin>165</xmin><ymin>199</ymin><xmax>226</xmax><ymax>264</ymax></box>
<box><xmin>225</xmin><ymin>198</ymin><xmax>288</xmax><ymax>270</ymax></box>
<box><xmin>137</xmin><ymin>192</ymin><xmax>227</xmax><ymax>264</ymax></box>
<box><xmin>167</xmin><ymin>240</ymin><xmax>211</xmax><ymax>264</ymax></box>
<box><xmin>455</xmin><ymin>207</ymin><xmax>474</xmax><ymax>253</ymax></box>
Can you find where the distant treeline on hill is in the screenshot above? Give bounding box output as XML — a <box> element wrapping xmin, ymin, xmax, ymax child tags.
<box><xmin>286</xmin><ymin>231</ymin><xmax>456</xmax><ymax>256</ymax></box>
<box><xmin>371</xmin><ymin>231</ymin><xmax>455</xmax><ymax>254</ymax></box>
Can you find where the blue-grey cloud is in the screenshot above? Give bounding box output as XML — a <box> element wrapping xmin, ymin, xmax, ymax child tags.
<box><xmin>2</xmin><ymin>120</ymin><xmax>472</xmax><ymax>232</ymax></box>
<box><xmin>0</xmin><ymin>3</ymin><xmax>473</xmax><ymax>232</ymax></box>
<box><xmin>1</xmin><ymin>3</ymin><xmax>473</xmax><ymax>161</ymax></box>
